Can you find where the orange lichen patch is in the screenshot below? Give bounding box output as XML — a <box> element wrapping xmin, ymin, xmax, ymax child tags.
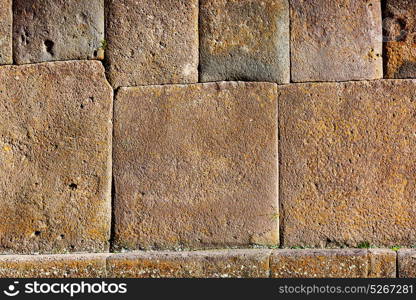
<box><xmin>383</xmin><ymin>0</ymin><xmax>416</xmax><ymax>78</ymax></box>
<box><xmin>385</xmin><ymin>42</ymin><xmax>416</xmax><ymax>78</ymax></box>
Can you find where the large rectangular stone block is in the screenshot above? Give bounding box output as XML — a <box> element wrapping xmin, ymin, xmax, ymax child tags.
<box><xmin>0</xmin><ymin>61</ymin><xmax>112</xmax><ymax>253</ymax></box>
<box><xmin>105</xmin><ymin>0</ymin><xmax>198</xmax><ymax>88</ymax></box>
<box><xmin>113</xmin><ymin>82</ymin><xmax>278</xmax><ymax>250</ymax></box>
<box><xmin>290</xmin><ymin>0</ymin><xmax>383</xmax><ymax>82</ymax></box>
<box><xmin>0</xmin><ymin>0</ymin><xmax>12</xmax><ymax>64</ymax></box>
<box><xmin>271</xmin><ymin>249</ymin><xmax>396</xmax><ymax>278</ymax></box>
<box><xmin>107</xmin><ymin>249</ymin><xmax>270</xmax><ymax>278</ymax></box>
<box><xmin>199</xmin><ymin>0</ymin><xmax>289</xmax><ymax>83</ymax></box>
<box><xmin>13</xmin><ymin>0</ymin><xmax>104</xmax><ymax>64</ymax></box>
<box><xmin>279</xmin><ymin>80</ymin><xmax>416</xmax><ymax>247</ymax></box>
<box><xmin>383</xmin><ymin>0</ymin><xmax>416</xmax><ymax>78</ymax></box>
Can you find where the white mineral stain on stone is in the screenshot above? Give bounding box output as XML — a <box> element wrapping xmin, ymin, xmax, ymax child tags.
<box><xmin>182</xmin><ymin>64</ymin><xmax>194</xmax><ymax>77</ymax></box>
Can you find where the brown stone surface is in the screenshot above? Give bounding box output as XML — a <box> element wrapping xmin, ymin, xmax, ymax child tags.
<box><xmin>398</xmin><ymin>249</ymin><xmax>416</xmax><ymax>278</ymax></box>
<box><xmin>0</xmin><ymin>254</ymin><xmax>107</xmax><ymax>278</ymax></box>
<box><xmin>384</xmin><ymin>0</ymin><xmax>416</xmax><ymax>78</ymax></box>
<box><xmin>279</xmin><ymin>80</ymin><xmax>416</xmax><ymax>247</ymax></box>
<box><xmin>368</xmin><ymin>249</ymin><xmax>396</xmax><ymax>278</ymax></box>
<box><xmin>290</xmin><ymin>0</ymin><xmax>383</xmax><ymax>82</ymax></box>
<box><xmin>13</xmin><ymin>0</ymin><xmax>104</xmax><ymax>64</ymax></box>
<box><xmin>0</xmin><ymin>0</ymin><xmax>12</xmax><ymax>64</ymax></box>
<box><xmin>271</xmin><ymin>249</ymin><xmax>369</xmax><ymax>278</ymax></box>
<box><xmin>105</xmin><ymin>0</ymin><xmax>198</xmax><ymax>88</ymax></box>
<box><xmin>199</xmin><ymin>0</ymin><xmax>289</xmax><ymax>83</ymax></box>
<box><xmin>107</xmin><ymin>249</ymin><xmax>270</xmax><ymax>278</ymax></box>
<box><xmin>113</xmin><ymin>82</ymin><xmax>278</xmax><ymax>250</ymax></box>
<box><xmin>0</xmin><ymin>61</ymin><xmax>112</xmax><ymax>253</ymax></box>
<box><xmin>271</xmin><ymin>249</ymin><xmax>396</xmax><ymax>278</ymax></box>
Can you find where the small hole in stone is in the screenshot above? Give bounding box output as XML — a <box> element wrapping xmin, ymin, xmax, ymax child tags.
<box><xmin>44</xmin><ymin>40</ymin><xmax>55</xmax><ymax>56</ymax></box>
<box><xmin>69</xmin><ymin>183</ymin><xmax>78</xmax><ymax>190</ymax></box>
<box><xmin>80</xmin><ymin>103</ymin><xmax>85</xmax><ymax>109</ymax></box>
<box><xmin>34</xmin><ymin>231</ymin><xmax>41</xmax><ymax>236</ymax></box>
<box><xmin>60</xmin><ymin>234</ymin><xmax>65</xmax><ymax>239</ymax></box>
<box><xmin>93</xmin><ymin>50</ymin><xmax>98</xmax><ymax>57</ymax></box>
<box><xmin>70</xmin><ymin>245</ymin><xmax>75</xmax><ymax>250</ymax></box>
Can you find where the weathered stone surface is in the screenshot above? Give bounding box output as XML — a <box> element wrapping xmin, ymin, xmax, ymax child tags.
<box><xmin>114</xmin><ymin>82</ymin><xmax>278</xmax><ymax>250</ymax></box>
<box><xmin>290</xmin><ymin>0</ymin><xmax>383</xmax><ymax>82</ymax></box>
<box><xmin>107</xmin><ymin>249</ymin><xmax>270</xmax><ymax>278</ymax></box>
<box><xmin>105</xmin><ymin>0</ymin><xmax>198</xmax><ymax>88</ymax></box>
<box><xmin>384</xmin><ymin>0</ymin><xmax>416</xmax><ymax>78</ymax></box>
<box><xmin>271</xmin><ymin>249</ymin><xmax>395</xmax><ymax>278</ymax></box>
<box><xmin>13</xmin><ymin>0</ymin><xmax>104</xmax><ymax>64</ymax></box>
<box><xmin>0</xmin><ymin>254</ymin><xmax>107</xmax><ymax>278</ymax></box>
<box><xmin>0</xmin><ymin>61</ymin><xmax>112</xmax><ymax>253</ymax></box>
<box><xmin>279</xmin><ymin>80</ymin><xmax>416</xmax><ymax>247</ymax></box>
<box><xmin>199</xmin><ymin>0</ymin><xmax>289</xmax><ymax>83</ymax></box>
<box><xmin>0</xmin><ymin>0</ymin><xmax>12</xmax><ymax>65</ymax></box>
<box><xmin>398</xmin><ymin>249</ymin><xmax>416</xmax><ymax>278</ymax></box>
<box><xmin>368</xmin><ymin>249</ymin><xmax>397</xmax><ymax>278</ymax></box>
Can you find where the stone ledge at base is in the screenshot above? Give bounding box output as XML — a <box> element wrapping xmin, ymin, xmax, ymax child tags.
<box><xmin>0</xmin><ymin>249</ymin><xmax>399</xmax><ymax>278</ymax></box>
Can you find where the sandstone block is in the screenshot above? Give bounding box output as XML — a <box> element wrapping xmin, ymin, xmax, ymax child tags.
<box><xmin>113</xmin><ymin>82</ymin><xmax>278</xmax><ymax>250</ymax></box>
<box><xmin>279</xmin><ymin>80</ymin><xmax>416</xmax><ymax>247</ymax></box>
<box><xmin>290</xmin><ymin>0</ymin><xmax>383</xmax><ymax>82</ymax></box>
<box><xmin>199</xmin><ymin>0</ymin><xmax>289</xmax><ymax>83</ymax></box>
<box><xmin>0</xmin><ymin>254</ymin><xmax>108</xmax><ymax>278</ymax></box>
<box><xmin>368</xmin><ymin>249</ymin><xmax>397</xmax><ymax>278</ymax></box>
<box><xmin>105</xmin><ymin>0</ymin><xmax>198</xmax><ymax>88</ymax></box>
<box><xmin>13</xmin><ymin>0</ymin><xmax>104</xmax><ymax>64</ymax></box>
<box><xmin>0</xmin><ymin>61</ymin><xmax>112</xmax><ymax>253</ymax></box>
<box><xmin>398</xmin><ymin>249</ymin><xmax>416</xmax><ymax>278</ymax></box>
<box><xmin>271</xmin><ymin>249</ymin><xmax>395</xmax><ymax>278</ymax></box>
<box><xmin>384</xmin><ymin>0</ymin><xmax>416</xmax><ymax>78</ymax></box>
<box><xmin>0</xmin><ymin>0</ymin><xmax>12</xmax><ymax>64</ymax></box>
<box><xmin>107</xmin><ymin>249</ymin><xmax>270</xmax><ymax>278</ymax></box>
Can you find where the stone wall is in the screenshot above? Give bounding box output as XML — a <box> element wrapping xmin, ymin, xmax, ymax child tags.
<box><xmin>0</xmin><ymin>0</ymin><xmax>416</xmax><ymax>277</ymax></box>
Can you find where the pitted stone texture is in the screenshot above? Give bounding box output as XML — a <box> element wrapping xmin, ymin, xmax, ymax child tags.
<box><xmin>384</xmin><ymin>0</ymin><xmax>416</xmax><ymax>78</ymax></box>
<box><xmin>114</xmin><ymin>82</ymin><xmax>278</xmax><ymax>250</ymax></box>
<box><xmin>0</xmin><ymin>254</ymin><xmax>107</xmax><ymax>278</ymax></box>
<box><xmin>279</xmin><ymin>80</ymin><xmax>416</xmax><ymax>247</ymax></box>
<box><xmin>105</xmin><ymin>0</ymin><xmax>198</xmax><ymax>88</ymax></box>
<box><xmin>199</xmin><ymin>0</ymin><xmax>289</xmax><ymax>83</ymax></box>
<box><xmin>0</xmin><ymin>0</ymin><xmax>12</xmax><ymax>64</ymax></box>
<box><xmin>107</xmin><ymin>249</ymin><xmax>270</xmax><ymax>278</ymax></box>
<box><xmin>290</xmin><ymin>0</ymin><xmax>382</xmax><ymax>82</ymax></box>
<box><xmin>398</xmin><ymin>249</ymin><xmax>416</xmax><ymax>278</ymax></box>
<box><xmin>271</xmin><ymin>249</ymin><xmax>395</xmax><ymax>278</ymax></box>
<box><xmin>13</xmin><ymin>0</ymin><xmax>104</xmax><ymax>64</ymax></box>
<box><xmin>368</xmin><ymin>249</ymin><xmax>397</xmax><ymax>278</ymax></box>
<box><xmin>0</xmin><ymin>61</ymin><xmax>112</xmax><ymax>253</ymax></box>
